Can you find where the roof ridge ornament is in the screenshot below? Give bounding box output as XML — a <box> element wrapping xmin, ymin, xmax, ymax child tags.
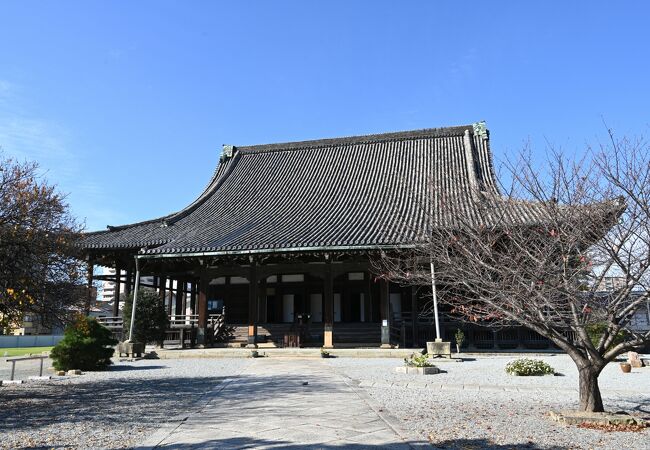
<box><xmin>221</xmin><ymin>144</ymin><xmax>236</xmax><ymax>161</ymax></box>
<box><xmin>472</xmin><ymin>121</ymin><xmax>489</xmax><ymax>140</ymax></box>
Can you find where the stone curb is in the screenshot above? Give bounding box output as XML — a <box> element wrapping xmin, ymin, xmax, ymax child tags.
<box><xmin>334</xmin><ymin>366</ymin><xmax>431</xmax><ymax>448</ymax></box>
<box><xmin>360</xmin><ymin>379</ymin><xmax>578</xmax><ymax>393</ymax></box>
<box><xmin>357</xmin><ymin>379</ymin><xmax>647</xmax><ymax>395</ymax></box>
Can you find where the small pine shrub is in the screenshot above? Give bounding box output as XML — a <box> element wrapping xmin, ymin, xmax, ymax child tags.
<box><xmin>50</xmin><ymin>315</ymin><xmax>117</xmax><ymax>371</ymax></box>
<box><xmin>454</xmin><ymin>329</ymin><xmax>465</xmax><ymax>347</ymax></box>
<box><xmin>505</xmin><ymin>358</ymin><xmax>554</xmax><ymax>376</ymax></box>
<box><xmin>404</xmin><ymin>353</ymin><xmax>433</xmax><ymax>367</ymax></box>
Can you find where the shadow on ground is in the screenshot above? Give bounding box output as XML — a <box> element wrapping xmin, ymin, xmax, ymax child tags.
<box><xmin>129</xmin><ymin>436</ymin><xmax>567</xmax><ymax>449</ymax></box>
<box><xmin>108</xmin><ymin>364</ymin><xmax>167</xmax><ymax>371</ymax></box>
<box><xmin>430</xmin><ymin>438</ymin><xmax>566</xmax><ymax>449</ymax></box>
<box><xmin>0</xmin><ymin>372</ymin><xmax>347</xmax><ymax>433</ymax></box>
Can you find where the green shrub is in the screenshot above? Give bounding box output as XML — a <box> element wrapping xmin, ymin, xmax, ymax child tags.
<box><xmin>505</xmin><ymin>358</ymin><xmax>554</xmax><ymax>376</ymax></box>
<box><xmin>122</xmin><ymin>288</ymin><xmax>169</xmax><ymax>344</ymax></box>
<box><xmin>50</xmin><ymin>316</ymin><xmax>117</xmax><ymax>371</ymax></box>
<box><xmin>454</xmin><ymin>329</ymin><xmax>465</xmax><ymax>347</ymax></box>
<box><xmin>404</xmin><ymin>352</ymin><xmax>433</xmax><ymax>367</ymax></box>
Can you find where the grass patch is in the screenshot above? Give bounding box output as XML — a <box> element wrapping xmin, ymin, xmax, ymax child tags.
<box><xmin>1</xmin><ymin>346</ymin><xmax>53</xmax><ymax>357</ymax></box>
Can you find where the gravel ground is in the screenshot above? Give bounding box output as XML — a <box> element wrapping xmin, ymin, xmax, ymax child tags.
<box><xmin>2</xmin><ymin>354</ymin><xmax>648</xmax><ymax>449</ymax></box>
<box><xmin>0</xmin><ymin>358</ymin><xmax>251</xmax><ymax>450</ymax></box>
<box><xmin>0</xmin><ymin>356</ymin><xmax>53</xmax><ymax>381</ymax></box>
<box><xmin>330</xmin><ymin>355</ymin><xmax>650</xmax><ymax>449</ymax></box>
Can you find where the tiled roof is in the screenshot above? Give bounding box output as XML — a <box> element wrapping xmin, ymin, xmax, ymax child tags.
<box><xmin>81</xmin><ymin>123</ymin><xmax>546</xmax><ymax>256</ymax></box>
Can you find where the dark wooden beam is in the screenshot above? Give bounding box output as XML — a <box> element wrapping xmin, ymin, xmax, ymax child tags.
<box><xmin>204</xmin><ymin>261</ymin><xmax>369</xmax><ymax>280</ymax></box>
<box><xmin>125</xmin><ymin>268</ymin><xmax>132</xmax><ymax>298</ymax></box>
<box><xmin>247</xmin><ymin>263</ymin><xmax>258</xmax><ymax>347</ymax></box>
<box><xmin>258</xmin><ymin>277</ymin><xmax>267</xmax><ymax>323</ymax></box>
<box><xmin>411</xmin><ymin>286</ymin><xmax>418</xmax><ymax>347</ymax></box>
<box><xmin>197</xmin><ymin>271</ymin><xmax>208</xmax><ymax>347</ymax></box>
<box><xmin>190</xmin><ymin>281</ymin><xmax>197</xmax><ymax>315</ymax></box>
<box><xmin>157</xmin><ymin>275</ymin><xmax>166</xmax><ymax>314</ymax></box>
<box><xmin>323</xmin><ymin>260</ymin><xmax>334</xmax><ymax>348</ymax></box>
<box><xmin>85</xmin><ymin>262</ymin><xmax>94</xmax><ymax>316</ymax></box>
<box><xmin>179</xmin><ymin>280</ymin><xmax>187</xmax><ymax>316</ymax></box>
<box><xmin>379</xmin><ymin>278</ymin><xmax>391</xmax><ymax>348</ymax></box>
<box><xmin>113</xmin><ymin>264</ymin><xmax>121</xmax><ymax>317</ymax></box>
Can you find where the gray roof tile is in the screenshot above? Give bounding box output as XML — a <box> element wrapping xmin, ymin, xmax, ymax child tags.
<box><xmin>81</xmin><ymin>124</ymin><xmax>544</xmax><ymax>255</ymax></box>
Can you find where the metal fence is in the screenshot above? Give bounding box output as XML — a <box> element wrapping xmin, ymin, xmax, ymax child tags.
<box><xmin>0</xmin><ymin>335</ymin><xmax>64</xmax><ymax>348</ymax></box>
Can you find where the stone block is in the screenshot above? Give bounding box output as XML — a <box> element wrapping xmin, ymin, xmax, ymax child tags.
<box><xmin>56</xmin><ymin>370</ymin><xmax>66</xmax><ymax>376</ymax></box>
<box><xmin>395</xmin><ymin>366</ymin><xmax>440</xmax><ymax>375</ymax></box>
<box><xmin>67</xmin><ymin>369</ymin><xmax>82</xmax><ymax>375</ymax></box>
<box><xmin>118</xmin><ymin>341</ymin><xmax>145</xmax><ymax>357</ymax></box>
<box><xmin>426</xmin><ymin>340</ymin><xmax>452</xmax><ymax>358</ymax></box>
<box><xmin>628</xmin><ymin>351</ymin><xmax>643</xmax><ymax>368</ymax></box>
<box><xmin>549</xmin><ymin>410</ymin><xmax>647</xmax><ymax>426</ymax></box>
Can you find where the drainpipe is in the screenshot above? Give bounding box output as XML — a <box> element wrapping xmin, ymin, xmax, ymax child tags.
<box><xmin>430</xmin><ymin>260</ymin><xmax>441</xmax><ymax>341</ymax></box>
<box><xmin>127</xmin><ymin>257</ymin><xmax>141</xmax><ymax>342</ymax></box>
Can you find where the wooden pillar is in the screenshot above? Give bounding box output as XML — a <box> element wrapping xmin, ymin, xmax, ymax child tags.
<box><xmin>323</xmin><ymin>261</ymin><xmax>334</xmax><ymax>348</ymax></box>
<box><xmin>158</xmin><ymin>275</ymin><xmax>167</xmax><ymax>314</ymax></box>
<box><xmin>379</xmin><ymin>278</ymin><xmax>391</xmax><ymax>348</ymax></box>
<box><xmin>166</xmin><ymin>279</ymin><xmax>173</xmax><ymax>316</ymax></box>
<box><xmin>197</xmin><ymin>272</ymin><xmax>208</xmax><ymax>347</ymax></box>
<box><xmin>113</xmin><ymin>265</ymin><xmax>122</xmax><ymax>317</ymax></box>
<box><xmin>258</xmin><ymin>277</ymin><xmax>267</xmax><ymax>323</ymax></box>
<box><xmin>190</xmin><ymin>281</ymin><xmax>197</xmax><ymax>315</ymax></box>
<box><xmin>276</xmin><ymin>278</ymin><xmax>283</xmax><ymax>323</ymax></box>
<box><xmin>247</xmin><ymin>263</ymin><xmax>258</xmax><ymax>347</ymax></box>
<box><xmin>85</xmin><ymin>261</ymin><xmax>94</xmax><ymax>315</ymax></box>
<box><xmin>175</xmin><ymin>279</ymin><xmax>184</xmax><ymax>316</ymax></box>
<box><xmin>362</xmin><ymin>272</ymin><xmax>371</xmax><ymax>323</ymax></box>
<box><xmin>411</xmin><ymin>286</ymin><xmax>418</xmax><ymax>347</ymax></box>
<box><xmin>125</xmin><ymin>268</ymin><xmax>132</xmax><ymax>298</ymax></box>
<box><xmin>366</xmin><ymin>274</ymin><xmax>374</xmax><ymax>322</ymax></box>
<box><xmin>180</xmin><ymin>280</ymin><xmax>187</xmax><ymax>316</ymax></box>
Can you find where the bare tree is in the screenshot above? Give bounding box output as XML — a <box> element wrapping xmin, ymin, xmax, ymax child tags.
<box><xmin>0</xmin><ymin>153</ymin><xmax>86</xmax><ymax>333</ymax></box>
<box><xmin>377</xmin><ymin>131</ymin><xmax>650</xmax><ymax>412</ymax></box>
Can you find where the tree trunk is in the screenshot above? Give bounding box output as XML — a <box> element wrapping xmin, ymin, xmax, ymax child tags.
<box><xmin>578</xmin><ymin>366</ymin><xmax>604</xmax><ymax>412</ymax></box>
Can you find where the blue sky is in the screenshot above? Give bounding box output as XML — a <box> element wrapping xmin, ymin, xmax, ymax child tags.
<box><xmin>1</xmin><ymin>1</ymin><xmax>648</xmax><ymax>231</ymax></box>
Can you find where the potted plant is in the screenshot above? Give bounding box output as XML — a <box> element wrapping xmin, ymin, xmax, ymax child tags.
<box><xmin>620</xmin><ymin>362</ymin><xmax>632</xmax><ymax>373</ymax></box>
<box><xmin>454</xmin><ymin>329</ymin><xmax>465</xmax><ymax>354</ymax></box>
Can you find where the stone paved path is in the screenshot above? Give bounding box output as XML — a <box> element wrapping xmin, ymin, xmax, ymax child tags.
<box><xmin>142</xmin><ymin>358</ymin><xmax>423</xmax><ymax>449</ymax></box>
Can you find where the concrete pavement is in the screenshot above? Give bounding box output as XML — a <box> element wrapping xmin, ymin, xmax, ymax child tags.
<box><xmin>139</xmin><ymin>358</ymin><xmax>426</xmax><ymax>449</ymax></box>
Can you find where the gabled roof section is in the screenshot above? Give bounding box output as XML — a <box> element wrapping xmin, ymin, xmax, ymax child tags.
<box><xmin>81</xmin><ymin>123</ymin><xmax>512</xmax><ymax>256</ymax></box>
